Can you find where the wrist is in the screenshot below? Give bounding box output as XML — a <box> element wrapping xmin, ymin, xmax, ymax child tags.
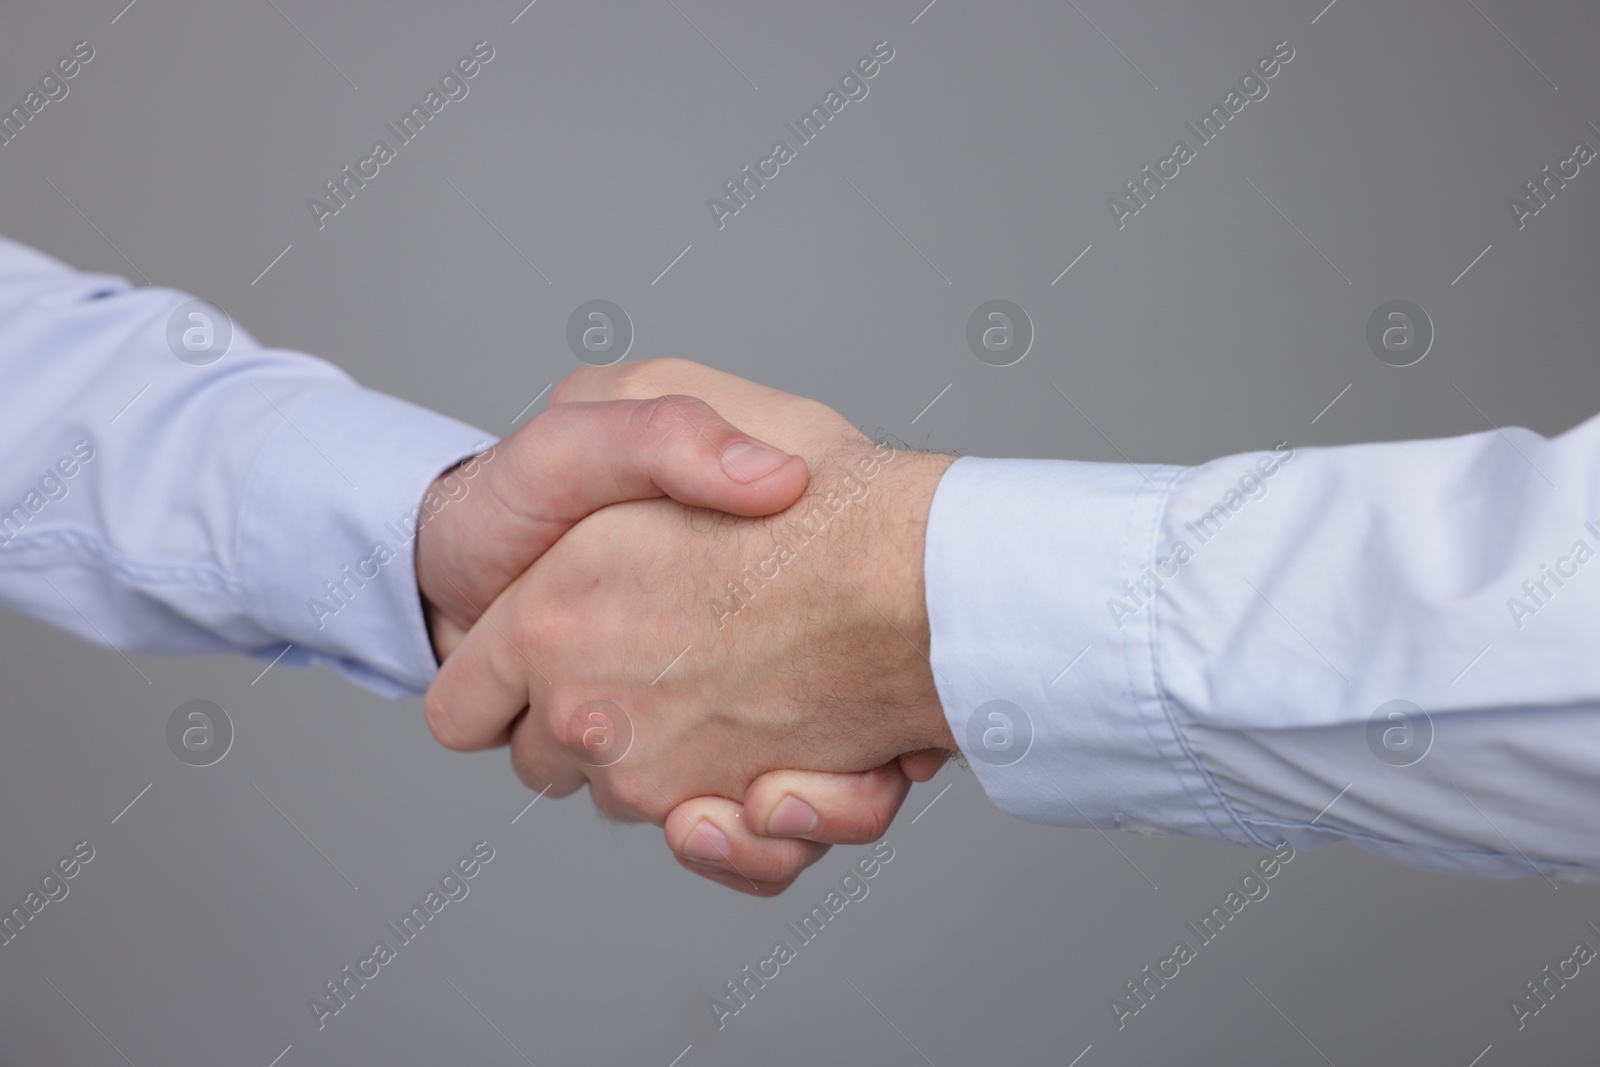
<box><xmin>845</xmin><ymin>445</ymin><xmax>957</xmax><ymax>753</ymax></box>
<box><xmin>414</xmin><ymin>472</ymin><xmax>455</xmax><ymax>656</ymax></box>
<box><xmin>415</xmin><ymin>448</ymin><xmax>497</xmax><ymax>662</ymax></box>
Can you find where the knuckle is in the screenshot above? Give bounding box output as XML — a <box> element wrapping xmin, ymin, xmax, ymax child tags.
<box><xmin>551</xmin><ymin>360</ymin><xmax>676</xmax><ymax>404</ymax></box>
<box><xmin>509</xmin><ymin>723</ymin><xmax>566</xmax><ymax>794</ymax></box>
<box><xmin>548</xmin><ymin>367</ymin><xmax>592</xmax><ymax>405</ymax></box>
<box><xmin>507</xmin><ymin>738</ymin><xmax>542</xmax><ymax>789</ymax></box>
<box><xmin>632</xmin><ymin>394</ymin><xmax>709</xmax><ymax>448</ymax></box>
<box><xmin>509</xmin><ymin>746</ymin><xmax>581</xmax><ymax>799</ymax></box>
<box><xmin>610</xmin><ymin>358</ymin><xmax>702</xmax><ymax>400</ymax></box>
<box><xmin>547</xmin><ymin>696</ymin><xmax>594</xmax><ymax>756</ymax></box>
<box><xmin>609</xmin><ymin>359</ymin><xmax>668</xmax><ymax>398</ymax></box>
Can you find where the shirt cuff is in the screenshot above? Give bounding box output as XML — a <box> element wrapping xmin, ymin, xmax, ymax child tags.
<box><xmin>923</xmin><ymin>456</ymin><xmax>1259</xmax><ymax>847</ymax></box>
<box><xmin>235</xmin><ymin>384</ymin><xmax>491</xmax><ymax>697</ymax></box>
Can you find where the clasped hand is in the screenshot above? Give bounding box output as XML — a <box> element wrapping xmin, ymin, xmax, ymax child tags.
<box><xmin>416</xmin><ymin>360</ymin><xmax>955</xmax><ymax>895</ymax></box>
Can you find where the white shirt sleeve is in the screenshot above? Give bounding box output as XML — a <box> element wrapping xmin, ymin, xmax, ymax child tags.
<box><xmin>0</xmin><ymin>236</ymin><xmax>490</xmax><ymax>697</ymax></box>
<box><xmin>925</xmin><ymin>420</ymin><xmax>1600</xmax><ymax>881</ymax></box>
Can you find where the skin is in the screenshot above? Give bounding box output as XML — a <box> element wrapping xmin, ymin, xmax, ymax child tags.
<box><xmin>421</xmin><ymin>360</ymin><xmax>956</xmax><ymax>895</ymax></box>
<box><xmin>416</xmin><ymin>394</ymin><xmax>811</xmax><ymax>661</ymax></box>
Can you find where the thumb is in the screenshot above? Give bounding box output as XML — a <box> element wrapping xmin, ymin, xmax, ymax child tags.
<box><xmin>417</xmin><ymin>395</ymin><xmax>809</xmax><ymax>637</ymax></box>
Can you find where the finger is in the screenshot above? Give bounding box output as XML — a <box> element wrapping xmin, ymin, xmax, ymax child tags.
<box><xmin>553</xmin><ymin>361</ymin><xmax>799</xmax><ymax>442</ymax></box>
<box><xmin>898</xmin><ymin>748</ymin><xmax>951</xmax><ymax>783</ymax></box>
<box><xmin>425</xmin><ymin>605</ymin><xmax>469</xmax><ymax>662</ymax></box>
<box><xmin>423</xmin><ymin>595</ymin><xmax>547</xmax><ymax>752</ymax></box>
<box><xmin>673</xmin><ymin>859</ymin><xmax>799</xmax><ymax>898</ymax></box>
<box><xmin>508</xmin><ymin>707</ymin><xmax>589</xmax><ymax>799</ymax></box>
<box><xmin>554</xmin><ymin>360</ymin><xmax>766</xmax><ymax>407</ymax></box>
<box><xmin>743</xmin><ymin>765</ymin><xmax>911</xmax><ymax>846</ymax></box>
<box><xmin>420</xmin><ymin>397</ymin><xmax>808</xmax><ymax>628</ymax></box>
<box><xmin>517</xmin><ymin>396</ymin><xmax>809</xmax><ymax>506</ymax></box>
<box><xmin>664</xmin><ymin>796</ymin><xmax>829</xmax><ymax>895</ymax></box>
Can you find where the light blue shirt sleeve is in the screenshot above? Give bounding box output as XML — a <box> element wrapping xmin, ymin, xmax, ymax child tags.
<box><xmin>0</xmin><ymin>235</ymin><xmax>491</xmax><ymax>697</ymax></box>
<box><xmin>926</xmin><ymin>422</ymin><xmax>1600</xmax><ymax>881</ymax></box>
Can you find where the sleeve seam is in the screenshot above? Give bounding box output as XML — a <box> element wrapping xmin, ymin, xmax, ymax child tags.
<box><xmin>0</xmin><ymin>524</ymin><xmax>242</xmax><ymax>594</ymax></box>
<box><xmin>1239</xmin><ymin>815</ymin><xmax>1594</xmax><ymax>873</ymax></box>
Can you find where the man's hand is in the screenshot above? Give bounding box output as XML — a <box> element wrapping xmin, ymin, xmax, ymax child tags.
<box><xmin>424</xmin><ymin>361</ymin><xmax>957</xmax><ymax>893</ymax></box>
<box><xmin>552</xmin><ymin>361</ymin><xmax>954</xmax><ymax>785</ymax></box>
<box><xmin>415</xmin><ymin>395</ymin><xmax>809</xmax><ymax>662</ymax></box>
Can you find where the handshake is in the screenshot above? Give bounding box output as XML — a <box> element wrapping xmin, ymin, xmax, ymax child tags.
<box><xmin>415</xmin><ymin>359</ymin><xmax>958</xmax><ymax>896</ymax></box>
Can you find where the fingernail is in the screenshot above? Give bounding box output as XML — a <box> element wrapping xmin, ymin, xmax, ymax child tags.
<box><xmin>721</xmin><ymin>441</ymin><xmax>792</xmax><ymax>484</ymax></box>
<box><xmin>682</xmin><ymin>820</ymin><xmax>730</xmax><ymax>863</ymax></box>
<box><xmin>767</xmin><ymin>795</ymin><xmax>819</xmax><ymax>836</ymax></box>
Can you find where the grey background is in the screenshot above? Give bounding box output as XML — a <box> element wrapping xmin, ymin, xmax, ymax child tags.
<box><xmin>2</xmin><ymin>0</ymin><xmax>1598</xmax><ymax>1063</ymax></box>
